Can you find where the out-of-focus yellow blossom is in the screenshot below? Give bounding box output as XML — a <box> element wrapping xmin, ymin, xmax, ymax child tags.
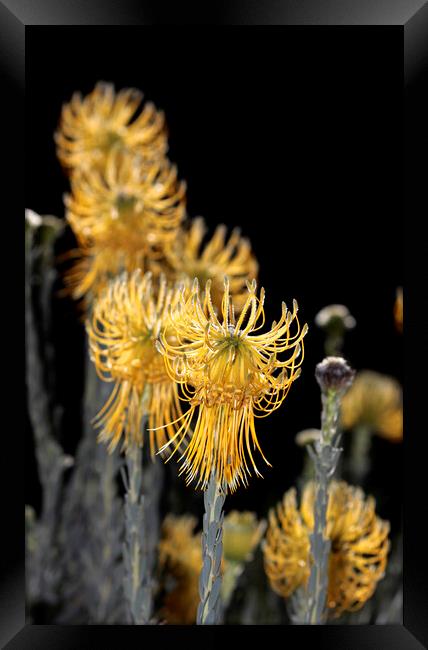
<box><xmin>66</xmin><ymin>148</ymin><xmax>185</xmax><ymax>250</ymax></box>
<box><xmin>55</xmin><ymin>82</ymin><xmax>167</xmax><ymax>173</ymax></box>
<box><xmin>263</xmin><ymin>481</ymin><xmax>390</xmax><ymax>618</ymax></box>
<box><xmin>223</xmin><ymin>511</ymin><xmax>266</xmax><ymax>563</ymax></box>
<box><xmin>341</xmin><ymin>370</ymin><xmax>403</xmax><ymax>442</ymax></box>
<box><xmin>64</xmin><ymin>148</ymin><xmax>186</xmax><ymax>302</ymax></box>
<box><xmin>162</xmin><ymin>217</ymin><xmax>258</xmax><ymax>313</ymax></box>
<box><xmin>158</xmin><ymin>515</ymin><xmax>202</xmax><ymax>625</ymax></box>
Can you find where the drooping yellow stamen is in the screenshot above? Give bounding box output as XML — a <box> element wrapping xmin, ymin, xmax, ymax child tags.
<box><xmin>87</xmin><ymin>271</ymin><xmax>189</xmax><ymax>456</ymax></box>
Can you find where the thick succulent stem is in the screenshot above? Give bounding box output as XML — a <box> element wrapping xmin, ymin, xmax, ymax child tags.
<box><xmin>197</xmin><ymin>472</ymin><xmax>226</xmax><ymax>625</ymax></box>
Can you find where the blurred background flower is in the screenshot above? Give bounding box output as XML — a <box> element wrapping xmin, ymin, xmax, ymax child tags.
<box><xmin>394</xmin><ymin>287</ymin><xmax>403</xmax><ymax>333</ymax></box>
<box><xmin>55</xmin><ymin>82</ymin><xmax>167</xmax><ymax>173</ymax></box>
<box><xmin>341</xmin><ymin>370</ymin><xmax>403</xmax><ymax>443</ymax></box>
<box><xmin>263</xmin><ymin>481</ymin><xmax>390</xmax><ymax>619</ymax></box>
<box><xmin>64</xmin><ymin>148</ymin><xmax>186</xmax><ymax>303</ymax></box>
<box><xmin>158</xmin><ymin>515</ymin><xmax>202</xmax><ymax>624</ymax></box>
<box><xmin>162</xmin><ymin>217</ymin><xmax>258</xmax><ymax>313</ymax></box>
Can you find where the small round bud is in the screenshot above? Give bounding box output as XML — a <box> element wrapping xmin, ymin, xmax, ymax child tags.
<box><xmin>315</xmin><ymin>356</ymin><xmax>355</xmax><ymax>393</ymax></box>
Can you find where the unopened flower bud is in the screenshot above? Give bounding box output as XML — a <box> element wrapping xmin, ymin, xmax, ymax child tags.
<box><xmin>315</xmin><ymin>356</ymin><xmax>355</xmax><ymax>393</ymax></box>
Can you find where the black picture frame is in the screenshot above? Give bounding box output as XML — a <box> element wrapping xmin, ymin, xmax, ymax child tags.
<box><xmin>3</xmin><ymin>1</ymin><xmax>427</xmax><ymax>647</ymax></box>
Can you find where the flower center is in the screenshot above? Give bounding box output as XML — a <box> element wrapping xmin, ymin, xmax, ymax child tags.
<box><xmin>102</xmin><ymin>130</ymin><xmax>123</xmax><ymax>150</ymax></box>
<box><xmin>193</xmin><ymin>335</ymin><xmax>267</xmax><ymax>407</ymax></box>
<box><xmin>116</xmin><ymin>193</ymin><xmax>139</xmax><ymax>214</ymax></box>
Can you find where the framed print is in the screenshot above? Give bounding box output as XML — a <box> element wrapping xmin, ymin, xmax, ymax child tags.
<box><xmin>1</xmin><ymin>1</ymin><xmax>427</xmax><ymax>648</ymax></box>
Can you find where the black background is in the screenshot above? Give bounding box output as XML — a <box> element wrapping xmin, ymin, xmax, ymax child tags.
<box><xmin>26</xmin><ymin>27</ymin><xmax>403</xmax><ymax>532</ymax></box>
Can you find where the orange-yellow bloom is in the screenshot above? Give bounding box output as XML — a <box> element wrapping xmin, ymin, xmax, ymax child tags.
<box><xmin>87</xmin><ymin>271</ymin><xmax>187</xmax><ymax>455</ymax></box>
<box><xmin>162</xmin><ymin>217</ymin><xmax>258</xmax><ymax>313</ymax></box>
<box><xmin>64</xmin><ymin>148</ymin><xmax>186</xmax><ymax>301</ymax></box>
<box><xmin>158</xmin><ymin>515</ymin><xmax>202</xmax><ymax>624</ymax></box>
<box><xmin>341</xmin><ymin>370</ymin><xmax>403</xmax><ymax>442</ymax></box>
<box><xmin>263</xmin><ymin>481</ymin><xmax>390</xmax><ymax>618</ymax></box>
<box><xmin>157</xmin><ymin>278</ymin><xmax>308</xmax><ymax>492</ymax></box>
<box><xmin>55</xmin><ymin>82</ymin><xmax>167</xmax><ymax>173</ymax></box>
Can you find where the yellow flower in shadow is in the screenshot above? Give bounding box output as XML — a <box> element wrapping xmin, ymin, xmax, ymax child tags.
<box><xmin>162</xmin><ymin>217</ymin><xmax>258</xmax><ymax>313</ymax></box>
<box><xmin>55</xmin><ymin>82</ymin><xmax>167</xmax><ymax>173</ymax></box>
<box><xmin>87</xmin><ymin>270</ymin><xmax>188</xmax><ymax>455</ymax></box>
<box><xmin>341</xmin><ymin>370</ymin><xmax>403</xmax><ymax>442</ymax></box>
<box><xmin>158</xmin><ymin>515</ymin><xmax>202</xmax><ymax>625</ymax></box>
<box><xmin>157</xmin><ymin>277</ymin><xmax>308</xmax><ymax>492</ymax></box>
<box><xmin>159</xmin><ymin>511</ymin><xmax>264</xmax><ymax>624</ymax></box>
<box><xmin>64</xmin><ymin>147</ymin><xmax>186</xmax><ymax>301</ymax></box>
<box><xmin>263</xmin><ymin>481</ymin><xmax>390</xmax><ymax>618</ymax></box>
<box><xmin>223</xmin><ymin>511</ymin><xmax>266</xmax><ymax>563</ymax></box>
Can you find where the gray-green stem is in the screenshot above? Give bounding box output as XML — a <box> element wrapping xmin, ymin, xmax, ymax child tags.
<box><xmin>123</xmin><ymin>437</ymin><xmax>152</xmax><ymax>625</ymax></box>
<box><xmin>325</xmin><ymin>333</ymin><xmax>344</xmax><ymax>357</ymax></box>
<box><xmin>305</xmin><ymin>389</ymin><xmax>342</xmax><ymax>625</ymax></box>
<box><xmin>197</xmin><ymin>471</ymin><xmax>226</xmax><ymax>625</ymax></box>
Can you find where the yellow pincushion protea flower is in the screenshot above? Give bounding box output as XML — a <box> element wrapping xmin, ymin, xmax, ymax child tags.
<box><xmin>87</xmin><ymin>270</ymin><xmax>187</xmax><ymax>455</ymax></box>
<box><xmin>159</xmin><ymin>515</ymin><xmax>202</xmax><ymax>624</ymax></box>
<box><xmin>64</xmin><ymin>148</ymin><xmax>186</xmax><ymax>300</ymax></box>
<box><xmin>341</xmin><ymin>370</ymin><xmax>403</xmax><ymax>442</ymax></box>
<box><xmin>263</xmin><ymin>481</ymin><xmax>390</xmax><ymax>617</ymax></box>
<box><xmin>55</xmin><ymin>82</ymin><xmax>167</xmax><ymax>172</ymax></box>
<box><xmin>157</xmin><ymin>277</ymin><xmax>308</xmax><ymax>492</ymax></box>
<box><xmin>163</xmin><ymin>217</ymin><xmax>258</xmax><ymax>313</ymax></box>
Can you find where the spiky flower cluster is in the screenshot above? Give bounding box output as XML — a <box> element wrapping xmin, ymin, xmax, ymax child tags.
<box><xmin>59</xmin><ymin>83</ymin><xmax>259</xmax><ymax>309</ymax></box>
<box><xmin>55</xmin><ymin>82</ymin><xmax>167</xmax><ymax>173</ymax></box>
<box><xmin>163</xmin><ymin>217</ymin><xmax>258</xmax><ymax>313</ymax></box>
<box><xmin>263</xmin><ymin>481</ymin><xmax>390</xmax><ymax>617</ymax></box>
<box><xmin>64</xmin><ymin>147</ymin><xmax>186</xmax><ymax>300</ymax></box>
<box><xmin>87</xmin><ymin>270</ymin><xmax>187</xmax><ymax>455</ymax></box>
<box><xmin>58</xmin><ymin>82</ymin><xmax>306</xmax><ymax>490</ymax></box>
<box><xmin>157</xmin><ymin>277</ymin><xmax>308</xmax><ymax>491</ymax></box>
